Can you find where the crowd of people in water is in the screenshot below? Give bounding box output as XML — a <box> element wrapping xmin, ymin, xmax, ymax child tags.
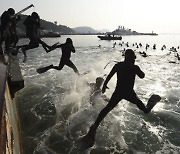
<box><xmin>2</xmin><ymin>7</ymin><xmax>178</xmax><ymax>150</ymax></box>
<box><xmin>108</xmin><ymin>40</ymin><xmax>180</xmax><ymax>61</ymax></box>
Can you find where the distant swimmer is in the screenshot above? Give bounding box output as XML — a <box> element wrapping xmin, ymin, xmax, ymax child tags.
<box><xmin>37</xmin><ymin>38</ymin><xmax>80</xmax><ymax>75</ymax></box>
<box><xmin>139</xmin><ymin>43</ymin><xmax>142</xmax><ymax>47</ymax></box>
<box><xmin>78</xmin><ymin>49</ymin><xmax>161</xmax><ymax>150</ymax></box>
<box><xmin>145</xmin><ymin>44</ymin><xmax>149</xmax><ymax>50</ymax></box>
<box><xmin>113</xmin><ymin>42</ymin><xmax>116</xmax><ymax>48</ymax></box>
<box><xmin>153</xmin><ymin>44</ymin><xmax>156</xmax><ymax>50</ymax></box>
<box><xmin>169</xmin><ymin>46</ymin><xmax>177</xmax><ymax>52</ymax></box>
<box><xmin>139</xmin><ymin>51</ymin><xmax>148</xmax><ymax>57</ymax></box>
<box><xmin>126</xmin><ymin>42</ymin><xmax>129</xmax><ymax>47</ymax></box>
<box><xmin>161</xmin><ymin>45</ymin><xmax>166</xmax><ymax>51</ymax></box>
<box><xmin>176</xmin><ymin>53</ymin><xmax>180</xmax><ymax>60</ymax></box>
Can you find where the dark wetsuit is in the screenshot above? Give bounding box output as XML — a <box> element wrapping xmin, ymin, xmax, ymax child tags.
<box><xmin>0</xmin><ymin>11</ymin><xmax>13</xmax><ymax>51</ymax></box>
<box><xmin>9</xmin><ymin>15</ymin><xmax>21</xmax><ymax>47</ymax></box>
<box><xmin>51</xmin><ymin>43</ymin><xmax>79</xmax><ymax>74</ymax></box>
<box><xmin>93</xmin><ymin>61</ymin><xmax>148</xmax><ymax>128</ymax></box>
<box><xmin>21</xmin><ymin>15</ymin><xmax>50</xmax><ymax>51</ymax></box>
<box><xmin>20</xmin><ymin>15</ymin><xmax>51</xmax><ymax>62</ymax></box>
<box><xmin>23</xmin><ymin>15</ymin><xmax>41</xmax><ymax>50</ymax></box>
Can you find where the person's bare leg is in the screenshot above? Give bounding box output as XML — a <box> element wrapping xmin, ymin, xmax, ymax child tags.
<box><xmin>66</xmin><ymin>60</ymin><xmax>80</xmax><ymax>75</ymax></box>
<box><xmin>80</xmin><ymin>93</ymin><xmax>121</xmax><ymax>149</ymax></box>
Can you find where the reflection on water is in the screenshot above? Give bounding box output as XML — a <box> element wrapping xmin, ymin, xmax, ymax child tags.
<box><xmin>15</xmin><ymin>35</ymin><xmax>180</xmax><ymax>153</ymax></box>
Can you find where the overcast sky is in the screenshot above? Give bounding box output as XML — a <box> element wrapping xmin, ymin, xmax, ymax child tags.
<box><xmin>1</xmin><ymin>0</ymin><xmax>180</xmax><ymax>34</ymax></box>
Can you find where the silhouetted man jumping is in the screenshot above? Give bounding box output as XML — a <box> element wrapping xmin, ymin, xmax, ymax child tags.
<box><xmin>19</xmin><ymin>12</ymin><xmax>55</xmax><ymax>62</ymax></box>
<box><xmin>79</xmin><ymin>49</ymin><xmax>161</xmax><ymax>150</ymax></box>
<box><xmin>37</xmin><ymin>38</ymin><xmax>79</xmax><ymax>75</ymax></box>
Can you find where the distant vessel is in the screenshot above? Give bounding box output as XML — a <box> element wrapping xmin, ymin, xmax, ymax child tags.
<box><xmin>111</xmin><ymin>26</ymin><xmax>158</xmax><ymax>36</ymax></box>
<box><xmin>40</xmin><ymin>30</ymin><xmax>61</xmax><ymax>38</ymax></box>
<box><xmin>97</xmin><ymin>34</ymin><xmax>122</xmax><ymax>40</ymax></box>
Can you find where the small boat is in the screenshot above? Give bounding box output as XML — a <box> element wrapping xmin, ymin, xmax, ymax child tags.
<box><xmin>97</xmin><ymin>35</ymin><xmax>122</xmax><ymax>40</ymax></box>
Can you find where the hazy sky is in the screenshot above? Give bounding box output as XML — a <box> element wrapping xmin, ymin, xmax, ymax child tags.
<box><xmin>1</xmin><ymin>0</ymin><xmax>180</xmax><ymax>33</ymax></box>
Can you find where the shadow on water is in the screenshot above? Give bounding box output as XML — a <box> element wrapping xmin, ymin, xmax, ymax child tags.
<box><xmin>16</xmin><ymin>84</ymin><xmax>57</xmax><ymax>153</ymax></box>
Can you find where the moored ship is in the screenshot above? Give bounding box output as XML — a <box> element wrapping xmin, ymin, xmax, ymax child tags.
<box><xmin>111</xmin><ymin>26</ymin><xmax>158</xmax><ymax>36</ymax></box>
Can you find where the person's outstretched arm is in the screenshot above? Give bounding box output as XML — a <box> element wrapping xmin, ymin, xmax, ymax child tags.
<box><xmin>70</xmin><ymin>44</ymin><xmax>75</xmax><ymax>53</ymax></box>
<box><xmin>136</xmin><ymin>65</ymin><xmax>145</xmax><ymax>79</ymax></box>
<box><xmin>102</xmin><ymin>65</ymin><xmax>117</xmax><ymax>93</ymax></box>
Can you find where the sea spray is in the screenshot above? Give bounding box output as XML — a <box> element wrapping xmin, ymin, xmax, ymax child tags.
<box><xmin>16</xmin><ymin>35</ymin><xmax>180</xmax><ymax>153</ymax></box>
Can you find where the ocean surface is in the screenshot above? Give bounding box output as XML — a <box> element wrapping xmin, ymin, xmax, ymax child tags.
<box><xmin>15</xmin><ymin>34</ymin><xmax>180</xmax><ymax>154</ymax></box>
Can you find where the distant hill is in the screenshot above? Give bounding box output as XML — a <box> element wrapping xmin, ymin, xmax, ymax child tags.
<box><xmin>40</xmin><ymin>18</ymin><xmax>75</xmax><ymax>34</ymax></box>
<box><xmin>73</xmin><ymin>26</ymin><xmax>98</xmax><ymax>34</ymax></box>
<box><xmin>73</xmin><ymin>26</ymin><xmax>109</xmax><ymax>34</ymax></box>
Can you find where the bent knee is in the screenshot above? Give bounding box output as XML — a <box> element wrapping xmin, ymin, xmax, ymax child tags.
<box><xmin>35</xmin><ymin>44</ymin><xmax>39</xmax><ymax>48</ymax></box>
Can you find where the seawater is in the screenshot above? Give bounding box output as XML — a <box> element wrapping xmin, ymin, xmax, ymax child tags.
<box><xmin>15</xmin><ymin>34</ymin><xmax>180</xmax><ymax>154</ymax></box>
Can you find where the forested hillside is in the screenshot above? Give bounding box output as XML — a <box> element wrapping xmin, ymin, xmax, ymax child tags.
<box><xmin>17</xmin><ymin>15</ymin><xmax>75</xmax><ymax>35</ymax></box>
